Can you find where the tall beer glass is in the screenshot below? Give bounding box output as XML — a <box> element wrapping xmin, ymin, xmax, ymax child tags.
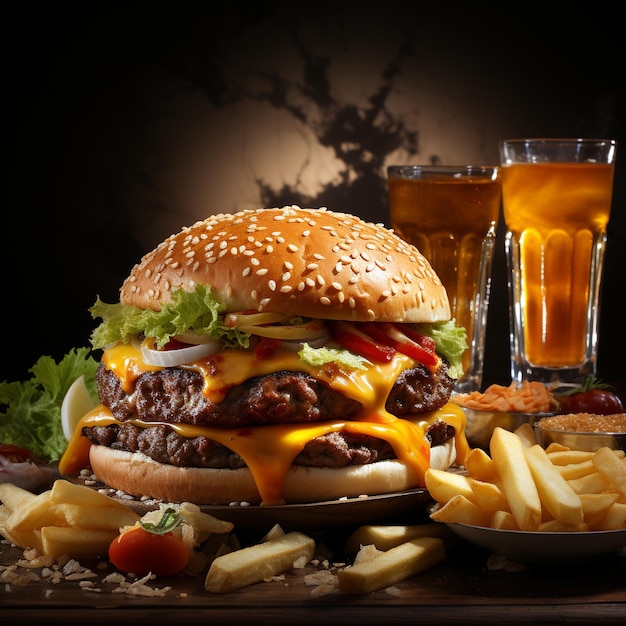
<box><xmin>387</xmin><ymin>165</ymin><xmax>501</xmax><ymax>393</ymax></box>
<box><xmin>499</xmin><ymin>138</ymin><xmax>617</xmax><ymax>385</ymax></box>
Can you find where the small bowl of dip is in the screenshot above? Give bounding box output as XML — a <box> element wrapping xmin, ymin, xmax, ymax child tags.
<box><xmin>534</xmin><ymin>413</ymin><xmax>626</xmax><ymax>452</ymax></box>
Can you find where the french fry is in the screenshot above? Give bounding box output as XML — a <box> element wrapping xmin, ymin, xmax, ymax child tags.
<box><xmin>555</xmin><ymin>460</ymin><xmax>595</xmax><ymax>481</ymax></box>
<box><xmin>514</xmin><ymin>422</ymin><xmax>537</xmax><ymax>447</ymax></box>
<box><xmin>579</xmin><ymin>493</ymin><xmax>619</xmax><ymax>529</ymax></box>
<box><xmin>54</xmin><ymin>502</ymin><xmax>140</xmax><ymax>530</ymax></box>
<box><xmin>596</xmin><ymin>502</ymin><xmax>626</xmax><ymax>530</ymax></box>
<box><xmin>425</xmin><ymin>469</ymin><xmax>474</xmax><ymax>503</ymax></box>
<box><xmin>490</xmin><ymin>510</ymin><xmax>518</xmax><ymax>530</ymax></box>
<box><xmin>464</xmin><ymin>447</ymin><xmax>497</xmax><ymax>480</ymax></box>
<box><xmin>592</xmin><ymin>447</ymin><xmax>626</xmax><ymax>496</ymax></box>
<box><xmin>8</xmin><ymin>491</ymin><xmax>58</xmax><ymax>533</ymax></box>
<box><xmin>547</xmin><ymin>450</ymin><xmax>595</xmax><ymax>465</ymax></box>
<box><xmin>41</xmin><ymin>525</ymin><xmax>118</xmax><ymax>559</ymax></box>
<box><xmin>0</xmin><ymin>482</ymin><xmax>38</xmax><ymax>511</ymax></box>
<box><xmin>524</xmin><ymin>444</ymin><xmax>583</xmax><ymax>526</ymax></box>
<box><xmin>205</xmin><ymin>531</ymin><xmax>315</xmax><ymax>593</ymax></box>
<box><xmin>470</xmin><ymin>479</ymin><xmax>509</xmax><ymax>512</ymax></box>
<box><xmin>50</xmin><ymin>479</ymin><xmax>132</xmax><ymax>510</ymax></box>
<box><xmin>338</xmin><ymin>537</ymin><xmax>445</xmax><ymax>595</ymax></box>
<box><xmin>490</xmin><ymin>427</ymin><xmax>541</xmax><ymax>531</ymax></box>
<box><xmin>568</xmin><ymin>472</ymin><xmax>612</xmax><ymax>495</ymax></box>
<box><xmin>429</xmin><ymin>495</ymin><xmax>490</xmax><ymax>527</ymax></box>
<box><xmin>176</xmin><ymin>502</ymin><xmax>234</xmax><ymax>534</ymax></box>
<box><xmin>344</xmin><ymin>523</ymin><xmax>455</xmax><ymax>554</ymax></box>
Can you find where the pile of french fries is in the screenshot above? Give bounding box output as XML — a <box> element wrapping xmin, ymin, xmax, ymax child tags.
<box><xmin>0</xmin><ymin>480</ymin><xmax>235</xmax><ymax>561</ymax></box>
<box><xmin>427</xmin><ymin>425</ymin><xmax>626</xmax><ymax>532</ymax></box>
<box><xmin>0</xmin><ymin>480</ymin><xmax>141</xmax><ymax>558</ymax></box>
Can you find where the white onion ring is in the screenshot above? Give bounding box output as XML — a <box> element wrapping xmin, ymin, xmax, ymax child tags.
<box><xmin>141</xmin><ymin>339</ymin><xmax>221</xmax><ymax>367</ymax></box>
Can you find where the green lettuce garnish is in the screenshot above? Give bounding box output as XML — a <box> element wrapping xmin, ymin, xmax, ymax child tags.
<box><xmin>90</xmin><ymin>284</ymin><xmax>250</xmax><ymax>350</ymax></box>
<box><xmin>0</xmin><ymin>348</ymin><xmax>99</xmax><ymax>462</ymax></box>
<box><xmin>412</xmin><ymin>319</ymin><xmax>468</xmax><ymax>380</ymax></box>
<box><xmin>298</xmin><ymin>343</ymin><xmax>368</xmax><ymax>370</ymax></box>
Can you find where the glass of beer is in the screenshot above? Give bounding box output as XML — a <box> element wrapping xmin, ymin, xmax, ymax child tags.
<box><xmin>499</xmin><ymin>138</ymin><xmax>617</xmax><ymax>385</ymax></box>
<box><xmin>387</xmin><ymin>165</ymin><xmax>501</xmax><ymax>393</ymax></box>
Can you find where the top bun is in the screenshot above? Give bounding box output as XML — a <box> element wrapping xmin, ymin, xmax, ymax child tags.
<box><xmin>120</xmin><ymin>206</ymin><xmax>450</xmax><ymax>323</ymax></box>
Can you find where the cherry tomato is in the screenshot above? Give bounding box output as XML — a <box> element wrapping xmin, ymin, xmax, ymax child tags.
<box><xmin>556</xmin><ymin>389</ymin><xmax>623</xmax><ymax>415</ymax></box>
<box><xmin>108</xmin><ymin>508</ymin><xmax>189</xmax><ymax>576</ymax></box>
<box><xmin>554</xmin><ymin>376</ymin><xmax>624</xmax><ymax>415</ymax></box>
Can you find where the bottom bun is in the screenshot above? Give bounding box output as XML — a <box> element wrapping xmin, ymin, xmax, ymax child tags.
<box><xmin>89</xmin><ymin>442</ymin><xmax>455</xmax><ymax>505</ymax></box>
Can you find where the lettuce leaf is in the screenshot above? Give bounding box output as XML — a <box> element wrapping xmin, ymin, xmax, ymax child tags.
<box><xmin>90</xmin><ymin>284</ymin><xmax>250</xmax><ymax>350</ymax></box>
<box><xmin>0</xmin><ymin>348</ymin><xmax>99</xmax><ymax>462</ymax></box>
<box><xmin>412</xmin><ymin>319</ymin><xmax>468</xmax><ymax>380</ymax></box>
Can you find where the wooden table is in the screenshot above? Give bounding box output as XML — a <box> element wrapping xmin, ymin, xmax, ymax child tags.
<box><xmin>2</xmin><ymin>525</ymin><xmax>625</xmax><ymax>625</ymax></box>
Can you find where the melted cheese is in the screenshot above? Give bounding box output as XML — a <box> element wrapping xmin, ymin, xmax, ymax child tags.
<box><xmin>60</xmin><ymin>341</ymin><xmax>469</xmax><ymax>504</ymax></box>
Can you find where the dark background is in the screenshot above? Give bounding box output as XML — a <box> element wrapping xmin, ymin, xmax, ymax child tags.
<box><xmin>5</xmin><ymin>4</ymin><xmax>625</xmax><ymax>390</ymax></box>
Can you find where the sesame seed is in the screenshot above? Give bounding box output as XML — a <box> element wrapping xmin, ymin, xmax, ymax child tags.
<box><xmin>316</xmin><ymin>275</ymin><xmax>325</xmax><ymax>286</ymax></box>
<box><xmin>268</xmin><ymin>280</ymin><xmax>277</xmax><ymax>291</ymax></box>
<box><xmin>331</xmin><ymin>282</ymin><xmax>342</xmax><ymax>290</ymax></box>
<box><xmin>242</xmin><ymin>267</ymin><xmax>251</xmax><ymax>277</ymax></box>
<box><xmin>284</xmin><ymin>261</ymin><xmax>293</xmax><ymax>270</ymax></box>
<box><xmin>280</xmin><ymin>285</ymin><xmax>292</xmax><ymax>293</ymax></box>
<box><xmin>256</xmin><ymin>268</ymin><xmax>269</xmax><ymax>276</ymax></box>
<box><xmin>287</xmin><ymin>244</ymin><xmax>298</xmax><ymax>252</ymax></box>
<box><xmin>320</xmin><ymin>296</ymin><xmax>331</xmax><ymax>305</ymax></box>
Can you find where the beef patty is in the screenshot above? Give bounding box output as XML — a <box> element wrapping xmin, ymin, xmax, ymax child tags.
<box><xmin>85</xmin><ymin>361</ymin><xmax>455</xmax><ymax>470</ymax></box>
<box><xmin>95</xmin><ymin>361</ymin><xmax>454</xmax><ymax>427</ymax></box>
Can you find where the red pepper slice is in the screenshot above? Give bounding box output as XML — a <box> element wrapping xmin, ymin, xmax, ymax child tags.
<box><xmin>328</xmin><ymin>321</ymin><xmax>396</xmax><ymax>363</ymax></box>
<box><xmin>394</xmin><ymin>323</ymin><xmax>437</xmax><ymax>353</ymax></box>
<box><xmin>359</xmin><ymin>322</ymin><xmax>440</xmax><ymax>369</ymax></box>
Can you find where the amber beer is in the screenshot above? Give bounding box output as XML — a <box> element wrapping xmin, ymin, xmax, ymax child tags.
<box><xmin>387</xmin><ymin>166</ymin><xmax>501</xmax><ymax>393</ymax></box>
<box><xmin>500</xmin><ymin>139</ymin><xmax>616</xmax><ymax>384</ymax></box>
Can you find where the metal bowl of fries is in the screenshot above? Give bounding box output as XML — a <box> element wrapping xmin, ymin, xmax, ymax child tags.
<box><xmin>461</xmin><ymin>407</ymin><xmax>555</xmax><ymax>450</ymax></box>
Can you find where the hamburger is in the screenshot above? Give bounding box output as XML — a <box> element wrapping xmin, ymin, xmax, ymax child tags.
<box><xmin>59</xmin><ymin>205</ymin><xmax>470</xmax><ymax>505</ymax></box>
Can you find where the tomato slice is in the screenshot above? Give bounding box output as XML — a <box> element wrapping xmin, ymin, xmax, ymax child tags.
<box><xmin>328</xmin><ymin>321</ymin><xmax>396</xmax><ymax>363</ymax></box>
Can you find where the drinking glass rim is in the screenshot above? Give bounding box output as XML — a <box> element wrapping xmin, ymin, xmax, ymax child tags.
<box><xmin>387</xmin><ymin>165</ymin><xmax>499</xmax><ymax>179</ymax></box>
<box><xmin>499</xmin><ymin>137</ymin><xmax>616</xmax><ymax>147</ymax></box>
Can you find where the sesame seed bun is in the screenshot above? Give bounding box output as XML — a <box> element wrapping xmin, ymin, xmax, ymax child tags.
<box><xmin>120</xmin><ymin>205</ymin><xmax>450</xmax><ymax>323</ymax></box>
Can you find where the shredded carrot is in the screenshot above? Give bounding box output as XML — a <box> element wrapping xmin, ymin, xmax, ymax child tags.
<box><xmin>451</xmin><ymin>381</ymin><xmax>556</xmax><ymax>414</ymax></box>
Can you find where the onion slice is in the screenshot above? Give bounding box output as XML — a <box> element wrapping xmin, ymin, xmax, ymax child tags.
<box><xmin>141</xmin><ymin>339</ymin><xmax>221</xmax><ymax>367</ymax></box>
<box><xmin>238</xmin><ymin>320</ymin><xmax>328</xmax><ymax>341</ymax></box>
